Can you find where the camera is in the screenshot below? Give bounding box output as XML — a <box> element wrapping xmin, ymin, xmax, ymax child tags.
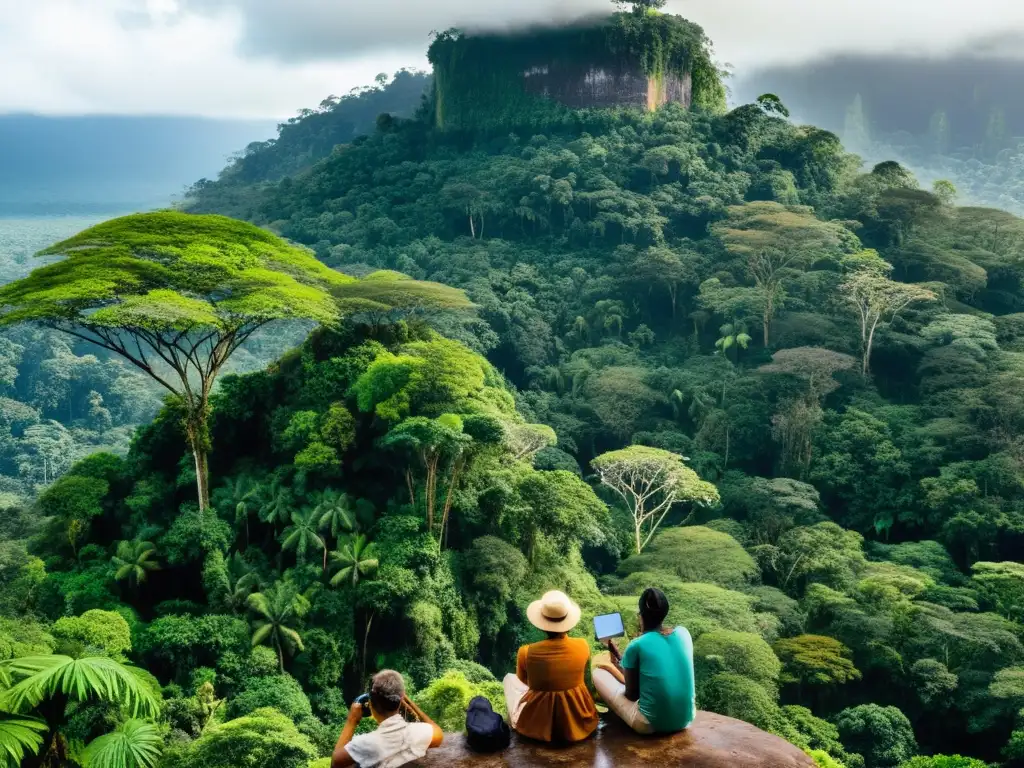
<box><xmin>354</xmin><ymin>693</ymin><xmax>372</xmax><ymax>717</ymax></box>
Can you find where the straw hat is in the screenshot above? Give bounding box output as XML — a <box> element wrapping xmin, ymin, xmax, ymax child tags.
<box><xmin>527</xmin><ymin>590</ymin><xmax>582</xmax><ymax>633</ymax></box>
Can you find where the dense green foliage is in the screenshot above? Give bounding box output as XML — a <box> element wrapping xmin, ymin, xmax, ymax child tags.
<box><xmin>184</xmin><ymin>70</ymin><xmax>430</xmax><ymax>223</ymax></box>
<box><xmin>4</xmin><ymin>10</ymin><xmax>1024</xmax><ymax>767</ymax></box>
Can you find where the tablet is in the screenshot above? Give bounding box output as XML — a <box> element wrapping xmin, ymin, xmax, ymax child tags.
<box><xmin>593</xmin><ymin>612</ymin><xmax>625</xmax><ymax>641</ymax></box>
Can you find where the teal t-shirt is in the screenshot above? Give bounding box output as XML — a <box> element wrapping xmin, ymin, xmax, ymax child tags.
<box><xmin>621</xmin><ymin>627</ymin><xmax>696</xmax><ymax>733</ymax></box>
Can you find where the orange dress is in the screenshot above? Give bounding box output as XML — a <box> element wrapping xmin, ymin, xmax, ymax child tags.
<box><xmin>514</xmin><ymin>636</ymin><xmax>599</xmax><ymax>743</ymax></box>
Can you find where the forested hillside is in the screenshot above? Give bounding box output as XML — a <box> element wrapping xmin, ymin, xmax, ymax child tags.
<box><xmin>736</xmin><ymin>55</ymin><xmax>1024</xmax><ymax>216</ymax></box>
<box><xmin>186</xmin><ymin>69</ymin><xmax>431</xmax><ymax>216</ymax></box>
<box><xmin>3</xmin><ymin>7</ymin><xmax>1024</xmax><ymax>768</ymax></box>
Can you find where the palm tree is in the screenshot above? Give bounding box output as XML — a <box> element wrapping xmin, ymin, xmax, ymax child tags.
<box><xmin>280</xmin><ymin>508</ymin><xmax>326</xmax><ymax>570</ymax></box>
<box><xmin>111</xmin><ymin>541</ymin><xmax>159</xmax><ymax>591</ymax></box>
<box><xmin>223</xmin><ymin>553</ymin><xmax>261</xmax><ymax>613</ymax></box>
<box><xmin>0</xmin><ymin>655</ymin><xmax>161</xmax><ymax>768</ymax></box>
<box><xmin>258</xmin><ymin>483</ymin><xmax>293</xmax><ymax>530</ymax></box>
<box><xmin>214</xmin><ymin>474</ymin><xmax>259</xmax><ymax>548</ymax></box>
<box><xmin>316</xmin><ymin>491</ymin><xmax>355</xmax><ymax>540</ymax></box>
<box><xmin>715</xmin><ymin>322</ymin><xmax>751</xmax><ymax>364</ymax></box>
<box><xmin>329</xmin><ymin>534</ymin><xmax>379</xmax><ymax>588</ymax></box>
<box><xmin>247</xmin><ymin>583</ymin><xmax>308</xmax><ymax>673</ymax></box>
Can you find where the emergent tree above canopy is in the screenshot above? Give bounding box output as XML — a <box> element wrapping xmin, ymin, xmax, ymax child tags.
<box><xmin>0</xmin><ymin>212</ymin><xmax>350</xmax><ymax>511</ymax></box>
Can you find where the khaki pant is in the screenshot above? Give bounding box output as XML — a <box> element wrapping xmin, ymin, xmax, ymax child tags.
<box><xmin>591</xmin><ymin>661</ymin><xmax>654</xmax><ymax>735</ymax></box>
<box><xmin>502</xmin><ymin>673</ymin><xmax>528</xmax><ymax>728</ymax></box>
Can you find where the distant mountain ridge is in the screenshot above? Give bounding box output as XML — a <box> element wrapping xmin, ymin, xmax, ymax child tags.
<box><xmin>0</xmin><ymin>113</ymin><xmax>276</xmax><ymax>214</ymax></box>
<box><xmin>734</xmin><ymin>53</ymin><xmax>1024</xmax><ymax>214</ymax></box>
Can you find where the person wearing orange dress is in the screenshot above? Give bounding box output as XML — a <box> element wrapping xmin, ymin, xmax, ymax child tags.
<box><xmin>502</xmin><ymin>590</ymin><xmax>599</xmax><ymax>743</ymax></box>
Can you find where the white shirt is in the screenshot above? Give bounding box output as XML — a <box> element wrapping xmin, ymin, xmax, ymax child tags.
<box><xmin>344</xmin><ymin>715</ymin><xmax>434</xmax><ymax>768</ymax></box>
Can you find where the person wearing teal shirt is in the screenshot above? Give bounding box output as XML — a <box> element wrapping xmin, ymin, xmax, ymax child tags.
<box><xmin>593</xmin><ymin>587</ymin><xmax>696</xmax><ymax>734</ymax></box>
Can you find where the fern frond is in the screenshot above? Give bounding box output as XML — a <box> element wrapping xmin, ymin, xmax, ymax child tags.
<box><xmin>0</xmin><ymin>714</ymin><xmax>46</xmax><ymax>767</ymax></box>
<box><xmin>0</xmin><ymin>656</ymin><xmax>160</xmax><ymax>719</ymax></box>
<box><xmin>81</xmin><ymin>719</ymin><xmax>162</xmax><ymax>768</ymax></box>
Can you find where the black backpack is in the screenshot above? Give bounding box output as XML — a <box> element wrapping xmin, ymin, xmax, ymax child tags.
<box><xmin>465</xmin><ymin>696</ymin><xmax>511</xmax><ymax>753</ymax></box>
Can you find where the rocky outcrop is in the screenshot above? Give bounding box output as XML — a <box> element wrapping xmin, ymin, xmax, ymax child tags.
<box><xmin>414</xmin><ymin>711</ymin><xmax>815</xmax><ymax>767</ymax></box>
<box><xmin>521</xmin><ymin>60</ymin><xmax>692</xmax><ymax>111</ymax></box>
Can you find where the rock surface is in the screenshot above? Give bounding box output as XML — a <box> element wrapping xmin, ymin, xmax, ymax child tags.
<box><xmin>414</xmin><ymin>711</ymin><xmax>815</xmax><ymax>767</ymax></box>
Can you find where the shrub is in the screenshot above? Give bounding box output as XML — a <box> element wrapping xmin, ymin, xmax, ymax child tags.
<box><xmin>52</xmin><ymin>609</ymin><xmax>131</xmax><ymax>660</ymax></box>
<box><xmin>835</xmin><ymin>704</ymin><xmax>917</xmax><ymax>768</ymax></box>
<box><xmin>694</xmin><ymin>630</ymin><xmax>782</xmax><ymax>692</ymax></box>
<box><xmin>618</xmin><ymin>526</ymin><xmax>758</xmax><ymax>588</ymax></box>
<box><xmin>698</xmin><ymin>673</ymin><xmax>781</xmax><ymax>733</ymax></box>
<box><xmin>161</xmin><ymin>707</ymin><xmax>317</xmax><ymax>768</ymax></box>
<box><xmin>417</xmin><ymin>671</ymin><xmax>507</xmax><ymax>732</ymax></box>
<box><xmin>227</xmin><ymin>675</ymin><xmax>314</xmax><ymax>722</ymax></box>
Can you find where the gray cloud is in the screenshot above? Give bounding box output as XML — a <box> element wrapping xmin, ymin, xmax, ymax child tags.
<box><xmin>8</xmin><ymin>0</ymin><xmax>1024</xmax><ymax>118</ymax></box>
<box><xmin>174</xmin><ymin>0</ymin><xmax>1024</xmax><ymax>69</ymax></box>
<box><xmin>178</xmin><ymin>0</ymin><xmax>606</xmax><ymax>61</ymax></box>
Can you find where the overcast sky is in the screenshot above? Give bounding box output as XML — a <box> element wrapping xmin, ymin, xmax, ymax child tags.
<box><xmin>3</xmin><ymin>0</ymin><xmax>1024</xmax><ymax>119</ymax></box>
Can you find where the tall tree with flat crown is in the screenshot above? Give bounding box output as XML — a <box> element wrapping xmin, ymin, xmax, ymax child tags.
<box><xmin>0</xmin><ymin>212</ymin><xmax>349</xmax><ymax>511</ymax></box>
<box><xmin>592</xmin><ymin>445</ymin><xmax>720</xmax><ymax>553</ymax></box>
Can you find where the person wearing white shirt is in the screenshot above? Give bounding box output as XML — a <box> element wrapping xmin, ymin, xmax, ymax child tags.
<box><xmin>331</xmin><ymin>670</ymin><xmax>444</xmax><ymax>768</ymax></box>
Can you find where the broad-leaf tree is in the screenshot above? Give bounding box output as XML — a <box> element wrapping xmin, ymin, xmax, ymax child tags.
<box><xmin>0</xmin><ymin>212</ymin><xmax>348</xmax><ymax>509</ymax></box>
<box><xmin>839</xmin><ymin>254</ymin><xmax>935</xmax><ymax>375</ymax></box>
<box><xmin>759</xmin><ymin>347</ymin><xmax>856</xmax><ymax>404</ymax></box>
<box><xmin>592</xmin><ymin>445</ymin><xmax>720</xmax><ymax>553</ymax></box>
<box><xmin>773</xmin><ymin>635</ymin><xmax>861</xmax><ymax>688</ymax></box>
<box><xmin>505</xmin><ymin>423</ymin><xmax>557</xmax><ymax>463</ymax></box>
<box><xmin>332</xmin><ymin>270</ymin><xmax>473</xmax><ymax>327</ymax></box>
<box><xmin>380</xmin><ymin>416</ymin><xmax>472</xmax><ymax>536</ymax></box>
<box><xmin>972</xmin><ymin>561</ymin><xmax>1024</xmax><ymax>621</ymax></box>
<box><xmin>713</xmin><ymin>202</ymin><xmax>847</xmax><ymax>346</ymax></box>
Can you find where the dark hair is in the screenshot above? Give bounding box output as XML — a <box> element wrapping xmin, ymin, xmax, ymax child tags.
<box><xmin>370</xmin><ymin>670</ymin><xmax>405</xmax><ymax>714</ymax></box>
<box><xmin>639</xmin><ymin>587</ymin><xmax>669</xmax><ymax>630</ymax></box>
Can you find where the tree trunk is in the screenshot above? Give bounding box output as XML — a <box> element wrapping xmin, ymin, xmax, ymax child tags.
<box><xmin>276</xmin><ymin>639</ymin><xmax>285</xmax><ymax>674</ymax></box>
<box><xmin>193</xmin><ymin>447</ymin><xmax>211</xmax><ymax>512</ymax></box>
<box><xmin>184</xmin><ymin>401</ymin><xmax>212</xmax><ymax>511</ymax></box>
<box><xmin>468</xmin><ymin>209</ymin><xmax>476</xmax><ymax>239</ymax></box>
<box><xmin>762</xmin><ymin>283</ymin><xmax>775</xmax><ymax>347</ymax></box>
<box><xmin>425</xmin><ymin>453</ymin><xmax>440</xmax><ymax>533</ymax></box>
<box><xmin>863</xmin><ymin>320</ymin><xmax>879</xmax><ymax>377</ymax></box>
<box><xmin>361</xmin><ymin>611</ymin><xmax>375</xmax><ymax>685</ymax></box>
<box><xmin>405</xmin><ymin>469</ymin><xmax>416</xmax><ymax>511</ymax></box>
<box><xmin>634</xmin><ymin>512</ymin><xmax>643</xmax><ymax>554</ymax></box>
<box><xmin>29</xmin><ymin>695</ymin><xmax>68</xmax><ymax>768</ymax></box>
<box><xmin>438</xmin><ymin>459</ymin><xmax>464</xmax><ymax>551</ymax></box>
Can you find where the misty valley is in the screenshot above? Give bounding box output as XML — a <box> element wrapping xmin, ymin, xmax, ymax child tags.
<box><xmin>4</xmin><ymin>2</ymin><xmax>1024</xmax><ymax>768</ymax></box>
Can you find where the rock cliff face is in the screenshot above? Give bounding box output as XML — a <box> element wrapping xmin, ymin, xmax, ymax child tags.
<box><xmin>414</xmin><ymin>711</ymin><xmax>815</xmax><ymax>767</ymax></box>
<box><xmin>521</xmin><ymin>59</ymin><xmax>692</xmax><ymax>111</ymax></box>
